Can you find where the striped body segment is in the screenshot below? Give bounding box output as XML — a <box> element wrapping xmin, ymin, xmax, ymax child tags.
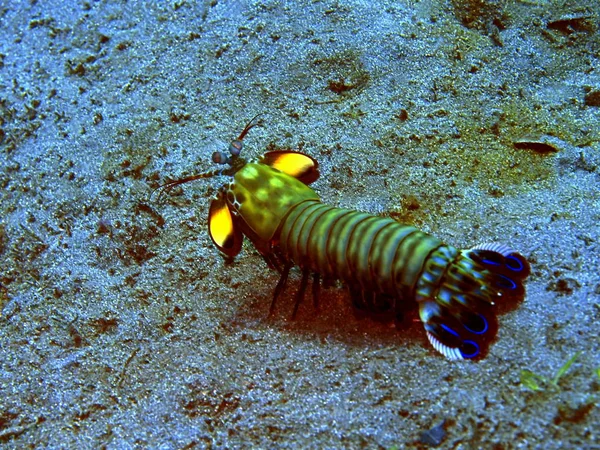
<box><xmin>279</xmin><ymin>200</ymin><xmax>448</xmax><ymax>303</ymax></box>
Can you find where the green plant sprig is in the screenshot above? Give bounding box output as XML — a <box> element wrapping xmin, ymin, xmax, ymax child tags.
<box><xmin>520</xmin><ymin>352</ymin><xmax>582</xmax><ymax>391</ymax></box>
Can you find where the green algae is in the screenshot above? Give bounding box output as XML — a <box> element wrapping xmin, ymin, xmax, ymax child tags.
<box><xmin>520</xmin><ymin>352</ymin><xmax>581</xmax><ymax>391</ymax></box>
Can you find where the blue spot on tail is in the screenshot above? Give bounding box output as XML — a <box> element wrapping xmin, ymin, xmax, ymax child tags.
<box><xmin>460</xmin><ymin>340</ymin><xmax>479</xmax><ymax>358</ymax></box>
<box><xmin>482</xmin><ymin>257</ymin><xmax>501</xmax><ymax>266</ymax></box>
<box><xmin>506</xmin><ymin>254</ymin><xmax>525</xmax><ymax>272</ymax></box>
<box><xmin>463</xmin><ymin>314</ymin><xmax>488</xmax><ymax>334</ymax></box>
<box><xmin>497</xmin><ymin>275</ymin><xmax>517</xmax><ymax>290</ymax></box>
<box><xmin>441</xmin><ymin>324</ymin><xmax>459</xmax><ymax>337</ymax></box>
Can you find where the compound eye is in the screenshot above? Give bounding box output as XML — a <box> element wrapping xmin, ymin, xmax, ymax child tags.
<box><xmin>229</xmin><ymin>139</ymin><xmax>243</xmax><ymax>156</ymax></box>
<box><xmin>212</xmin><ymin>151</ymin><xmax>229</xmax><ymax>164</ymax></box>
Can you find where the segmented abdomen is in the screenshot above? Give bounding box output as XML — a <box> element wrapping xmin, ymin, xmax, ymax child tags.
<box><xmin>278</xmin><ymin>200</ymin><xmax>454</xmax><ymax>301</ymax></box>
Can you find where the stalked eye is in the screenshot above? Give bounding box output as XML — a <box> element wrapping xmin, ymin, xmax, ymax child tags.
<box><xmin>212</xmin><ymin>151</ymin><xmax>229</xmax><ymax>164</ymax></box>
<box><xmin>462</xmin><ymin>313</ymin><xmax>488</xmax><ymax>334</ymax></box>
<box><xmin>496</xmin><ymin>275</ymin><xmax>517</xmax><ymax>290</ymax></box>
<box><xmin>229</xmin><ymin>139</ymin><xmax>243</xmax><ymax>156</ymax></box>
<box><xmin>506</xmin><ymin>254</ymin><xmax>525</xmax><ymax>272</ymax></box>
<box><xmin>459</xmin><ymin>340</ymin><xmax>479</xmax><ymax>359</ymax></box>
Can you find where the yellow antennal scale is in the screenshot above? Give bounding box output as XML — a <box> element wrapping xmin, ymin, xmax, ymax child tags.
<box><xmin>208</xmin><ymin>193</ymin><xmax>242</xmax><ymax>257</ymax></box>
<box><xmin>259</xmin><ymin>151</ymin><xmax>319</xmax><ymax>184</ymax></box>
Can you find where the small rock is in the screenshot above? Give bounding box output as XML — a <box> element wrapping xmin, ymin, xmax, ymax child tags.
<box><xmin>584</xmin><ymin>90</ymin><xmax>600</xmax><ymax>107</ymax></box>
<box><xmin>420</xmin><ymin>419</ymin><xmax>446</xmax><ymax>446</ymax></box>
<box><xmin>547</xmin><ymin>14</ymin><xmax>594</xmax><ymax>34</ymax></box>
<box><xmin>513</xmin><ymin>135</ymin><xmax>565</xmax><ymax>153</ymax></box>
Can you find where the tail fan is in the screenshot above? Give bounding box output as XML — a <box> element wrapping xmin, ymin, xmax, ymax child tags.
<box><xmin>419</xmin><ymin>243</ymin><xmax>530</xmax><ymax>360</ymax></box>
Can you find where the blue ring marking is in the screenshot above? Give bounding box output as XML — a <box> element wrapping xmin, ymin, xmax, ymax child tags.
<box><xmin>505</xmin><ymin>255</ymin><xmax>524</xmax><ymax>272</ymax></box>
<box><xmin>497</xmin><ymin>275</ymin><xmax>517</xmax><ymax>290</ymax></box>
<box><xmin>460</xmin><ymin>340</ymin><xmax>480</xmax><ymax>359</ymax></box>
<box><xmin>441</xmin><ymin>324</ymin><xmax>459</xmax><ymax>337</ymax></box>
<box><xmin>482</xmin><ymin>257</ymin><xmax>501</xmax><ymax>266</ymax></box>
<box><xmin>463</xmin><ymin>314</ymin><xmax>488</xmax><ymax>335</ymax></box>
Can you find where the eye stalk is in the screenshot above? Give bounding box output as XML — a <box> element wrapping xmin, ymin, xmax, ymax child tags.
<box><xmin>150</xmin><ymin>114</ymin><xmax>262</xmax><ymax>201</ymax></box>
<box><xmin>229</xmin><ymin>139</ymin><xmax>243</xmax><ymax>157</ymax></box>
<box><xmin>212</xmin><ymin>151</ymin><xmax>230</xmax><ymax>165</ymax></box>
<box><xmin>211</xmin><ymin>113</ymin><xmax>263</xmax><ymax>167</ymax></box>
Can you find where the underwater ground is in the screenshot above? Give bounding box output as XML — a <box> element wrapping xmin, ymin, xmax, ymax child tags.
<box><xmin>1</xmin><ymin>0</ymin><xmax>599</xmax><ymax>448</ymax></box>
